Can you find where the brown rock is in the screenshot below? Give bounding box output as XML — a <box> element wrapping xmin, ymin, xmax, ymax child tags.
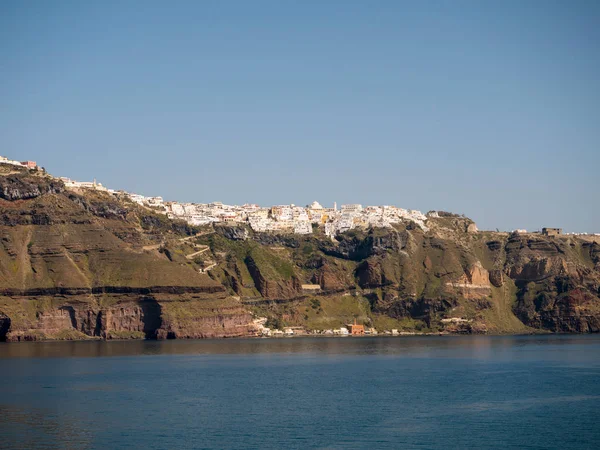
<box><xmin>423</xmin><ymin>256</ymin><xmax>432</xmax><ymax>271</ymax></box>
<box><xmin>489</xmin><ymin>270</ymin><xmax>504</xmax><ymax>287</ymax></box>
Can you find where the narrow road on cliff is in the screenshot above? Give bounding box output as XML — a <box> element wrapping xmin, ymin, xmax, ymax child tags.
<box><xmin>185</xmin><ymin>246</ymin><xmax>210</xmax><ymax>260</ymax></box>
<box><xmin>142</xmin><ymin>230</ymin><xmax>215</xmax><ymax>251</ymax></box>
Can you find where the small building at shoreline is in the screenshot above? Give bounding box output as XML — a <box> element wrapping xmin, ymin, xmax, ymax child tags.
<box><xmin>347</xmin><ymin>320</ymin><xmax>365</xmax><ymax>336</ymax></box>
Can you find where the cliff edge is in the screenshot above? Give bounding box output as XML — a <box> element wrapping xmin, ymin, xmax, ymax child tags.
<box><xmin>1</xmin><ymin>164</ymin><xmax>598</xmax><ymax>341</ymax></box>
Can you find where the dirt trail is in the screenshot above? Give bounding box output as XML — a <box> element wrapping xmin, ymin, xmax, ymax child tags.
<box><xmin>186</xmin><ymin>246</ymin><xmax>210</xmax><ymax>260</ymax></box>
<box><xmin>142</xmin><ymin>230</ymin><xmax>215</xmax><ymax>251</ymax></box>
<box><xmin>199</xmin><ymin>262</ymin><xmax>217</xmax><ymax>273</ymax></box>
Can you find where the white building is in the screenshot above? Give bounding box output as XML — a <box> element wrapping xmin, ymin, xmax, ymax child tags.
<box><xmin>60</xmin><ymin>177</ymin><xmax>108</xmax><ymax>192</ymax></box>
<box><xmin>341</xmin><ymin>204</ymin><xmax>363</xmax><ymax>213</ymax></box>
<box><xmin>294</xmin><ymin>221</ymin><xmax>312</xmax><ymax>235</ymax></box>
<box><xmin>271</xmin><ymin>205</ymin><xmax>293</xmax><ymax>221</ymax></box>
<box><xmin>146</xmin><ymin>197</ymin><xmax>164</xmax><ymax>207</ymax></box>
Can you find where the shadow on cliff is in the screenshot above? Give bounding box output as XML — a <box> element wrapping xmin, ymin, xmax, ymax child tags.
<box><xmin>0</xmin><ymin>314</ymin><xmax>10</xmax><ymax>342</ymax></box>
<box><xmin>141</xmin><ymin>298</ymin><xmax>163</xmax><ymax>339</ymax></box>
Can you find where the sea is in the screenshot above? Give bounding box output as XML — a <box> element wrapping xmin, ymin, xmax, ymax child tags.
<box><xmin>0</xmin><ymin>335</ymin><xmax>599</xmax><ymax>449</ymax></box>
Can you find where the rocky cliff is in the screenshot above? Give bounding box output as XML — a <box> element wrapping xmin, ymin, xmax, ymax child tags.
<box><xmin>0</xmin><ymin>164</ymin><xmax>255</xmax><ymax>341</ymax></box>
<box><xmin>1</xmin><ymin>163</ymin><xmax>598</xmax><ymax>341</ymax></box>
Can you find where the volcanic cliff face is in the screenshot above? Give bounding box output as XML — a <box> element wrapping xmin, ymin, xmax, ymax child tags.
<box><xmin>0</xmin><ymin>171</ymin><xmax>64</xmax><ymax>202</ymax></box>
<box><xmin>0</xmin><ymin>165</ymin><xmax>255</xmax><ymax>341</ymax></box>
<box><xmin>1</xmin><ymin>163</ymin><xmax>599</xmax><ymax>341</ymax></box>
<box><xmin>505</xmin><ymin>234</ymin><xmax>600</xmax><ymax>332</ymax></box>
<box><xmin>199</xmin><ymin>219</ymin><xmax>599</xmax><ymax>335</ymax></box>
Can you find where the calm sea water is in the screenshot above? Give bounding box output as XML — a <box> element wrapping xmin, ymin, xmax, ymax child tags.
<box><xmin>1</xmin><ymin>335</ymin><xmax>599</xmax><ymax>449</ymax></box>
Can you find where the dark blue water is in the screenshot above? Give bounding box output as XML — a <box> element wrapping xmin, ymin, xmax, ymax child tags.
<box><xmin>1</xmin><ymin>335</ymin><xmax>599</xmax><ymax>449</ymax></box>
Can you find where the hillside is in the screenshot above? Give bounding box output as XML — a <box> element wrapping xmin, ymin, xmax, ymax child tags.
<box><xmin>1</xmin><ymin>164</ymin><xmax>599</xmax><ymax>341</ymax></box>
<box><xmin>0</xmin><ymin>164</ymin><xmax>251</xmax><ymax>341</ymax></box>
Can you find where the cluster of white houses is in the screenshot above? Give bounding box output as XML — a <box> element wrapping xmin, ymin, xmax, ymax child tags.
<box><xmin>56</xmin><ymin>177</ymin><xmax>600</xmax><ymax>238</ymax></box>
<box><xmin>161</xmin><ymin>200</ymin><xmax>430</xmax><ymax>236</ymax></box>
<box><xmin>53</xmin><ymin>172</ymin><xmax>430</xmax><ymax>236</ymax></box>
<box><xmin>5</xmin><ymin>156</ymin><xmax>598</xmax><ymax>237</ymax></box>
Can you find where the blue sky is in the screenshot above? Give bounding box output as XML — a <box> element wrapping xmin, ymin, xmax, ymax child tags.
<box><xmin>1</xmin><ymin>0</ymin><xmax>598</xmax><ymax>232</ymax></box>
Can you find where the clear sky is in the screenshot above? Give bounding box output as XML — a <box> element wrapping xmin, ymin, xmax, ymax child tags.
<box><xmin>1</xmin><ymin>0</ymin><xmax>598</xmax><ymax>232</ymax></box>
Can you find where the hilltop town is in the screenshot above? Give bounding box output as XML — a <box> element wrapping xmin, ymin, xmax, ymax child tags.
<box><xmin>3</xmin><ymin>155</ymin><xmax>598</xmax><ymax>239</ymax></box>
<box><xmin>59</xmin><ymin>181</ymin><xmax>430</xmax><ymax>237</ymax></box>
<box><xmin>4</xmin><ymin>155</ymin><xmax>433</xmax><ymax>237</ymax></box>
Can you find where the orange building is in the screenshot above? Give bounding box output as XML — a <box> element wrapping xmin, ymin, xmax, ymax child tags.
<box><xmin>347</xmin><ymin>319</ymin><xmax>365</xmax><ymax>335</ymax></box>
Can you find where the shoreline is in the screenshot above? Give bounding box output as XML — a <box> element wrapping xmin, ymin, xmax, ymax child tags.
<box><xmin>0</xmin><ymin>329</ymin><xmax>559</xmax><ymax>344</ymax></box>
